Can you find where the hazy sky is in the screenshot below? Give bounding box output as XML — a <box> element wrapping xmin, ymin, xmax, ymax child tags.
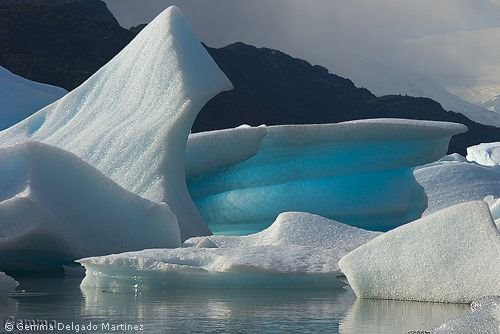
<box><xmin>103</xmin><ymin>0</ymin><xmax>500</xmax><ymax>93</ymax></box>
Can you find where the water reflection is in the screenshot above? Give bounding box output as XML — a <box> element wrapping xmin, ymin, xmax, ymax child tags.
<box><xmin>339</xmin><ymin>298</ymin><xmax>469</xmax><ymax>334</ymax></box>
<box><xmin>5</xmin><ymin>275</ymin><xmax>473</xmax><ymax>334</ymax></box>
<box><xmin>0</xmin><ymin>297</ymin><xmax>18</xmax><ymax>319</ymax></box>
<box><xmin>81</xmin><ymin>286</ymin><xmax>356</xmax><ymax>333</ymax></box>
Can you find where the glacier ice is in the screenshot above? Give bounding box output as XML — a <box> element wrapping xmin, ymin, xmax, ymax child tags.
<box><xmin>0</xmin><ymin>272</ymin><xmax>17</xmax><ymax>296</ymax></box>
<box><xmin>0</xmin><ymin>142</ymin><xmax>180</xmax><ymax>272</ymax></box>
<box><xmin>0</xmin><ymin>66</ymin><xmax>66</xmax><ymax>130</ymax></box>
<box><xmin>415</xmin><ymin>154</ymin><xmax>500</xmax><ymax>215</ymax></box>
<box><xmin>186</xmin><ymin>120</ymin><xmax>466</xmax><ymax>234</ymax></box>
<box><xmin>78</xmin><ymin>212</ymin><xmax>380</xmax><ymax>291</ymax></box>
<box><xmin>430</xmin><ymin>296</ymin><xmax>500</xmax><ymax>333</ymax></box>
<box><xmin>338</xmin><ymin>201</ymin><xmax>500</xmax><ymax>303</ymax></box>
<box><xmin>466</xmin><ymin>142</ymin><xmax>500</xmax><ymax>167</ymax></box>
<box><xmin>0</xmin><ymin>6</ymin><xmax>233</xmax><ymax>240</ymax></box>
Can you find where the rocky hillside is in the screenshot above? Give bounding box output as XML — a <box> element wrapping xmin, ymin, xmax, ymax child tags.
<box><xmin>0</xmin><ymin>0</ymin><xmax>134</xmax><ymax>90</ymax></box>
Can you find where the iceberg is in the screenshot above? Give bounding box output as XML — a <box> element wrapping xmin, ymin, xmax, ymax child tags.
<box><xmin>186</xmin><ymin>120</ymin><xmax>467</xmax><ymax>234</ymax></box>
<box><xmin>466</xmin><ymin>142</ymin><xmax>500</xmax><ymax>167</ymax></box>
<box><xmin>78</xmin><ymin>212</ymin><xmax>380</xmax><ymax>291</ymax></box>
<box><xmin>415</xmin><ymin>154</ymin><xmax>500</xmax><ymax>215</ymax></box>
<box><xmin>430</xmin><ymin>296</ymin><xmax>500</xmax><ymax>333</ymax></box>
<box><xmin>0</xmin><ymin>6</ymin><xmax>233</xmax><ymax>240</ymax></box>
<box><xmin>0</xmin><ymin>66</ymin><xmax>66</xmax><ymax>130</ymax></box>
<box><xmin>0</xmin><ymin>272</ymin><xmax>17</xmax><ymax>296</ymax></box>
<box><xmin>338</xmin><ymin>201</ymin><xmax>500</xmax><ymax>303</ymax></box>
<box><xmin>0</xmin><ymin>142</ymin><xmax>180</xmax><ymax>272</ymax></box>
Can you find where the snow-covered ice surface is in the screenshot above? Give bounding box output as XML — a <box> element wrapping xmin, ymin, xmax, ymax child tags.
<box><xmin>467</xmin><ymin>142</ymin><xmax>500</xmax><ymax>167</ymax></box>
<box><xmin>185</xmin><ymin>212</ymin><xmax>380</xmax><ymax>249</ymax></box>
<box><xmin>0</xmin><ymin>271</ymin><xmax>18</xmax><ymax>296</ymax></box>
<box><xmin>79</xmin><ymin>212</ymin><xmax>380</xmax><ymax>291</ymax></box>
<box><xmin>430</xmin><ymin>296</ymin><xmax>500</xmax><ymax>333</ymax></box>
<box><xmin>338</xmin><ymin>201</ymin><xmax>500</xmax><ymax>303</ymax></box>
<box><xmin>0</xmin><ymin>6</ymin><xmax>233</xmax><ymax>240</ymax></box>
<box><xmin>0</xmin><ymin>142</ymin><xmax>180</xmax><ymax>272</ymax></box>
<box><xmin>186</xmin><ymin>120</ymin><xmax>466</xmax><ymax>234</ymax></box>
<box><xmin>414</xmin><ymin>154</ymin><xmax>500</xmax><ymax>215</ymax></box>
<box><xmin>0</xmin><ymin>66</ymin><xmax>66</xmax><ymax>130</ymax></box>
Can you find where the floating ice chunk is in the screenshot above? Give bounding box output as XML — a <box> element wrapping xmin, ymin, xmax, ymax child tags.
<box><xmin>0</xmin><ymin>6</ymin><xmax>233</xmax><ymax>239</ymax></box>
<box><xmin>0</xmin><ymin>66</ymin><xmax>66</xmax><ymax>130</ymax></box>
<box><xmin>338</xmin><ymin>201</ymin><xmax>500</xmax><ymax>303</ymax></box>
<box><xmin>430</xmin><ymin>296</ymin><xmax>500</xmax><ymax>333</ymax></box>
<box><xmin>0</xmin><ymin>272</ymin><xmax>18</xmax><ymax>296</ymax></box>
<box><xmin>186</xmin><ymin>120</ymin><xmax>466</xmax><ymax>234</ymax></box>
<box><xmin>79</xmin><ymin>212</ymin><xmax>379</xmax><ymax>291</ymax></box>
<box><xmin>0</xmin><ymin>142</ymin><xmax>180</xmax><ymax>272</ymax></box>
<box><xmin>415</xmin><ymin>156</ymin><xmax>500</xmax><ymax>215</ymax></box>
<box><xmin>79</xmin><ymin>246</ymin><xmax>346</xmax><ymax>291</ymax></box>
<box><xmin>467</xmin><ymin>142</ymin><xmax>500</xmax><ymax>167</ymax></box>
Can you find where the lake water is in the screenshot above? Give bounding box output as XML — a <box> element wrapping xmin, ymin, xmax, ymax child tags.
<box><xmin>0</xmin><ymin>274</ymin><xmax>469</xmax><ymax>333</ymax></box>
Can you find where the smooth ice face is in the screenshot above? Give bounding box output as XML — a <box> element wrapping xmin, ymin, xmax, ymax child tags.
<box><xmin>0</xmin><ymin>272</ymin><xmax>18</xmax><ymax>296</ymax></box>
<box><xmin>0</xmin><ymin>142</ymin><xmax>180</xmax><ymax>272</ymax></box>
<box><xmin>0</xmin><ymin>66</ymin><xmax>66</xmax><ymax>130</ymax></box>
<box><xmin>79</xmin><ymin>212</ymin><xmax>380</xmax><ymax>291</ymax></box>
<box><xmin>0</xmin><ymin>6</ymin><xmax>233</xmax><ymax>239</ymax></box>
<box><xmin>186</xmin><ymin>120</ymin><xmax>466</xmax><ymax>234</ymax></box>
<box><xmin>415</xmin><ymin>154</ymin><xmax>500</xmax><ymax>215</ymax></box>
<box><xmin>466</xmin><ymin>142</ymin><xmax>500</xmax><ymax>167</ymax></box>
<box><xmin>338</xmin><ymin>201</ymin><xmax>500</xmax><ymax>303</ymax></box>
<box><xmin>430</xmin><ymin>296</ymin><xmax>500</xmax><ymax>333</ymax></box>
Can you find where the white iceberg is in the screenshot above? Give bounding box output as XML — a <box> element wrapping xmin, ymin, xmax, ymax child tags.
<box><xmin>0</xmin><ymin>271</ymin><xmax>17</xmax><ymax>296</ymax></box>
<box><xmin>0</xmin><ymin>6</ymin><xmax>233</xmax><ymax>240</ymax></box>
<box><xmin>415</xmin><ymin>154</ymin><xmax>500</xmax><ymax>215</ymax></box>
<box><xmin>186</xmin><ymin>120</ymin><xmax>466</xmax><ymax>234</ymax></box>
<box><xmin>430</xmin><ymin>296</ymin><xmax>500</xmax><ymax>333</ymax></box>
<box><xmin>466</xmin><ymin>142</ymin><xmax>500</xmax><ymax>167</ymax></box>
<box><xmin>0</xmin><ymin>142</ymin><xmax>180</xmax><ymax>272</ymax></box>
<box><xmin>0</xmin><ymin>66</ymin><xmax>66</xmax><ymax>130</ymax></box>
<box><xmin>79</xmin><ymin>212</ymin><xmax>380</xmax><ymax>291</ymax></box>
<box><xmin>338</xmin><ymin>201</ymin><xmax>500</xmax><ymax>303</ymax></box>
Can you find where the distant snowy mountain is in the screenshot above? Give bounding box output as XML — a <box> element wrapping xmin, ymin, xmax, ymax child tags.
<box><xmin>0</xmin><ymin>66</ymin><xmax>66</xmax><ymax>130</ymax></box>
<box><xmin>334</xmin><ymin>59</ymin><xmax>500</xmax><ymax>128</ymax></box>
<box><xmin>482</xmin><ymin>95</ymin><xmax>500</xmax><ymax>113</ymax></box>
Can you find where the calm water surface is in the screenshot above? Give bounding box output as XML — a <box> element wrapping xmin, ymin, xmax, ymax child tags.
<box><xmin>0</xmin><ymin>275</ymin><xmax>469</xmax><ymax>333</ymax></box>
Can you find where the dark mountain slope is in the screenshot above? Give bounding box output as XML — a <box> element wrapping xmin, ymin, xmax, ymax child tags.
<box><xmin>0</xmin><ymin>0</ymin><xmax>134</xmax><ymax>90</ymax></box>
<box><xmin>1</xmin><ymin>0</ymin><xmax>499</xmax><ymax>155</ymax></box>
<box><xmin>196</xmin><ymin>42</ymin><xmax>374</xmax><ymax>131</ymax></box>
<box><xmin>200</xmin><ymin>43</ymin><xmax>500</xmax><ymax>154</ymax></box>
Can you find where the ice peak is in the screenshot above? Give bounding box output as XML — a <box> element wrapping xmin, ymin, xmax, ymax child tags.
<box><xmin>0</xmin><ymin>6</ymin><xmax>233</xmax><ymax>239</ymax></box>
